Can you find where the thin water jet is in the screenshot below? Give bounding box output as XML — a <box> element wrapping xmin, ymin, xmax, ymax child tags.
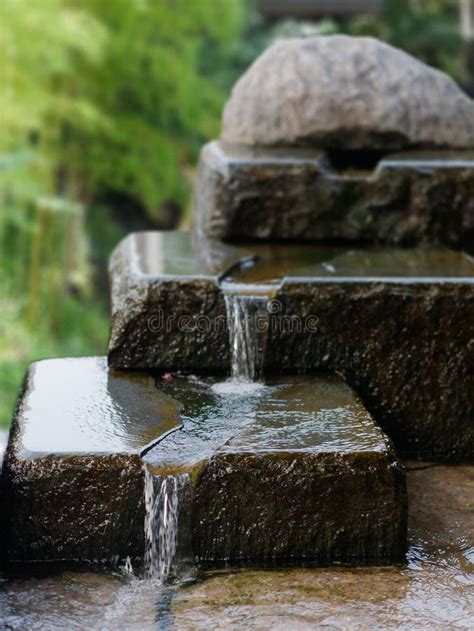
<box><xmin>144</xmin><ymin>468</ymin><xmax>189</xmax><ymax>583</ymax></box>
<box><xmin>222</xmin><ymin>288</ymin><xmax>269</xmax><ymax>382</ymax></box>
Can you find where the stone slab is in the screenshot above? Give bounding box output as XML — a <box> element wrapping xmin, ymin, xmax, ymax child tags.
<box><xmin>3</xmin><ymin>361</ymin><xmax>406</xmax><ymax>568</ymax></box>
<box><xmin>194</xmin><ymin>142</ymin><xmax>474</xmax><ymax>251</ymax></box>
<box><xmin>3</xmin><ymin>357</ymin><xmax>182</xmax><ymax>566</ymax></box>
<box><xmin>144</xmin><ymin>374</ymin><xmax>407</xmax><ymax>564</ymax></box>
<box><xmin>108</xmin><ymin>231</ymin><xmax>474</xmax><ymax>460</ymax></box>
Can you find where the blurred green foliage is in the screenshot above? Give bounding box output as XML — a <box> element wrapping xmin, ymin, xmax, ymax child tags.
<box><xmin>346</xmin><ymin>0</ymin><xmax>465</xmax><ymax>82</ymax></box>
<box><xmin>0</xmin><ymin>0</ymin><xmax>244</xmax><ymax>427</ymax></box>
<box><xmin>239</xmin><ymin>1</ymin><xmax>465</xmax><ymax>84</ymax></box>
<box><xmin>73</xmin><ymin>0</ymin><xmax>244</xmax><ymax>216</ymax></box>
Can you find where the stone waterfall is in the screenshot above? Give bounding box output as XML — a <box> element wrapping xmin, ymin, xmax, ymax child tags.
<box><xmin>223</xmin><ymin>291</ymin><xmax>268</xmax><ymax>382</ymax></box>
<box><xmin>144</xmin><ymin>471</ymin><xmax>183</xmax><ymax>581</ymax></box>
<box><xmin>2</xmin><ymin>37</ymin><xmax>472</xmax><ymax>601</ymax></box>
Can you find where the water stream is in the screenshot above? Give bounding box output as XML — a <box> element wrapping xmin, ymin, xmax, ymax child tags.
<box><xmin>223</xmin><ymin>290</ymin><xmax>269</xmax><ymax>382</ymax></box>
<box><xmin>143</xmin><ymin>468</ymin><xmax>189</xmax><ymax>583</ymax></box>
<box><xmin>143</xmin><ymin>282</ymin><xmax>271</xmax><ymax>581</ymax></box>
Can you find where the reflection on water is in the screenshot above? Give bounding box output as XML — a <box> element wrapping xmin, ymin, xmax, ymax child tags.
<box><xmin>143</xmin><ymin>374</ymin><xmax>387</xmax><ymax>474</ymax></box>
<box><xmin>122</xmin><ymin>231</ymin><xmax>252</xmax><ymax>279</ymax></box>
<box><xmin>16</xmin><ymin>357</ymin><xmax>182</xmax><ymax>458</ymax></box>
<box><xmin>316</xmin><ymin>247</ymin><xmax>474</xmax><ymax>280</ymax></box>
<box><xmin>225</xmin><ymin>243</ymin><xmax>340</xmax><ymax>286</ymax></box>
<box><xmin>227</xmin><ymin>243</ymin><xmax>474</xmax><ymax>286</ymax></box>
<box><xmin>2</xmin><ymin>465</ymin><xmax>472</xmax><ymax>630</ymax></box>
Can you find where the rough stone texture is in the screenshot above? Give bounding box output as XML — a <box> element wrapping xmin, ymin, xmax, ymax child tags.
<box><xmin>221</xmin><ymin>36</ymin><xmax>474</xmax><ymax>150</ymax></box>
<box><xmin>5</xmin><ymin>452</ymin><xmax>145</xmax><ymax>566</ymax></box>
<box><xmin>268</xmin><ymin>279</ymin><xmax>474</xmax><ymax>462</ymax></box>
<box><xmin>109</xmin><ymin>276</ymin><xmax>228</xmax><ymax>371</ymax></box>
<box><xmin>109</xmin><ymin>232</ymin><xmax>474</xmax><ymax>461</ymax></box>
<box><xmin>108</xmin><ymin>232</ymin><xmax>247</xmax><ymax>370</ymax></box>
<box><xmin>194</xmin><ymin>142</ymin><xmax>474</xmax><ymax>252</ymax></box>
<box><xmin>171</xmin><ymin>464</ymin><xmax>473</xmax><ymax>630</ymax></box>
<box><xmin>193</xmin><ymin>451</ymin><xmax>406</xmax><ymax>564</ymax></box>
<box><xmin>3</xmin><ymin>357</ymin><xmax>182</xmax><ymax>566</ymax></box>
<box><xmin>145</xmin><ymin>374</ymin><xmax>407</xmax><ymax>565</ymax></box>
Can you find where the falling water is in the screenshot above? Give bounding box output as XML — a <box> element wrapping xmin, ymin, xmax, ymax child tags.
<box><xmin>143</xmin><ymin>289</ymin><xmax>269</xmax><ymax>580</ymax></box>
<box><xmin>224</xmin><ymin>292</ymin><xmax>269</xmax><ymax>382</ymax></box>
<box><xmin>144</xmin><ymin>468</ymin><xmax>188</xmax><ymax>582</ymax></box>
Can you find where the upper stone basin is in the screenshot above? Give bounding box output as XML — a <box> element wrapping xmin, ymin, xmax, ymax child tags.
<box><xmin>108</xmin><ymin>231</ymin><xmax>474</xmax><ymax>461</ymax></box>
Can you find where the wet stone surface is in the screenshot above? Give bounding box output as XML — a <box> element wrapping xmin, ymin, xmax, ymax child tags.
<box><xmin>172</xmin><ymin>464</ymin><xmax>474</xmax><ymax>630</ymax></box>
<box><xmin>3</xmin><ymin>364</ymin><xmax>406</xmax><ymax>568</ymax></box>
<box><xmin>3</xmin><ymin>357</ymin><xmax>183</xmax><ymax>566</ymax></box>
<box><xmin>108</xmin><ymin>231</ymin><xmax>253</xmax><ymax>370</ymax></box>
<box><xmin>266</xmin><ymin>279</ymin><xmax>474</xmax><ymax>461</ymax></box>
<box><xmin>1</xmin><ymin>464</ymin><xmax>471</xmax><ymax>630</ymax></box>
<box><xmin>194</xmin><ymin>142</ymin><xmax>474</xmax><ymax>251</ymax></box>
<box><xmin>108</xmin><ymin>231</ymin><xmax>474</xmax><ymax>461</ymax></box>
<box><xmin>144</xmin><ymin>374</ymin><xmax>407</xmax><ymax>565</ymax></box>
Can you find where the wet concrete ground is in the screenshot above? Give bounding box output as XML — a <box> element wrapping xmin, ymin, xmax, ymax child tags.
<box><xmin>1</xmin><ymin>462</ymin><xmax>472</xmax><ymax>629</ymax></box>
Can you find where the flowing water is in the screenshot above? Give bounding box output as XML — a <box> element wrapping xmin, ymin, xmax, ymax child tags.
<box><xmin>141</xmin><ymin>375</ymin><xmax>270</xmax><ymax>583</ymax></box>
<box><xmin>144</xmin><ymin>374</ymin><xmax>387</xmax><ymax>472</ymax></box>
<box><xmin>143</xmin><ymin>469</ymin><xmax>189</xmax><ymax>583</ymax></box>
<box><xmin>142</xmin><ymin>283</ymin><xmax>270</xmax><ymax>584</ymax></box>
<box><xmin>223</xmin><ymin>290</ymin><xmax>269</xmax><ymax>382</ymax></box>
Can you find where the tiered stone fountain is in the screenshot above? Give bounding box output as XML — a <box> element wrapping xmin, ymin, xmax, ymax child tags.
<box><xmin>2</xmin><ymin>36</ymin><xmax>473</xmax><ymax>585</ymax></box>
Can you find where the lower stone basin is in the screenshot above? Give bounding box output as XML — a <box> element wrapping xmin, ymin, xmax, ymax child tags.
<box><xmin>145</xmin><ymin>374</ymin><xmax>407</xmax><ymax>565</ymax></box>
<box><xmin>1</xmin><ymin>464</ymin><xmax>471</xmax><ymax>629</ymax></box>
<box><xmin>3</xmin><ymin>359</ymin><xmax>406</xmax><ymax>568</ymax></box>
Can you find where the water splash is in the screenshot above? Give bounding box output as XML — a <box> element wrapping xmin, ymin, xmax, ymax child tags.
<box><xmin>224</xmin><ymin>292</ymin><xmax>268</xmax><ymax>382</ymax></box>
<box><xmin>122</xmin><ymin>556</ymin><xmax>134</xmax><ymax>576</ymax></box>
<box><xmin>144</xmin><ymin>468</ymin><xmax>188</xmax><ymax>582</ymax></box>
